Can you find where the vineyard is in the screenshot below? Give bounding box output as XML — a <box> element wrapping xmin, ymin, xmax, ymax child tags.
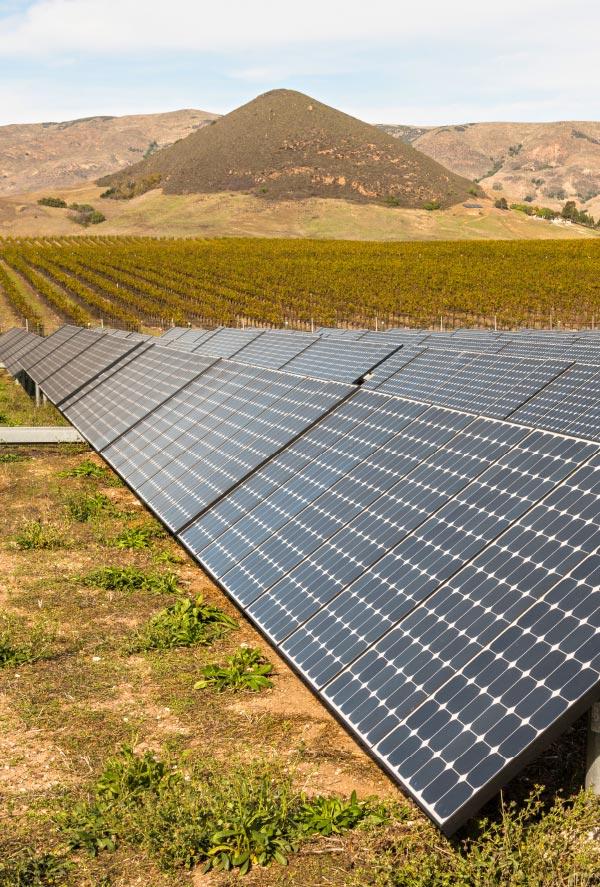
<box><xmin>1</xmin><ymin>236</ymin><xmax>600</xmax><ymax>334</ymax></box>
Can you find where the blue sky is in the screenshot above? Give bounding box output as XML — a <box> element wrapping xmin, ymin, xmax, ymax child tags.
<box><xmin>0</xmin><ymin>0</ymin><xmax>599</xmax><ymax>126</ymax></box>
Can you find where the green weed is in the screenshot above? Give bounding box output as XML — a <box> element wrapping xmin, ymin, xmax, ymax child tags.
<box><xmin>363</xmin><ymin>788</ymin><xmax>600</xmax><ymax>887</ymax></box>
<box><xmin>296</xmin><ymin>790</ymin><xmax>388</xmax><ymax>836</ymax></box>
<box><xmin>112</xmin><ymin>524</ymin><xmax>164</xmax><ymax>549</ymax></box>
<box><xmin>0</xmin><ymin>453</ymin><xmax>31</xmax><ymax>463</ymax></box>
<box><xmin>59</xmin><ymin>459</ymin><xmax>106</xmax><ymax>478</ymax></box>
<box><xmin>82</xmin><ymin>566</ymin><xmax>182</xmax><ymax>595</ymax></box>
<box><xmin>59</xmin><ymin>460</ymin><xmax>121</xmax><ymax>485</ymax></box>
<box><xmin>195</xmin><ymin>646</ymin><xmax>274</xmax><ymax>692</ymax></box>
<box><xmin>14</xmin><ymin>519</ymin><xmax>65</xmax><ymax>550</ymax></box>
<box><xmin>0</xmin><ymin>611</ymin><xmax>56</xmax><ymax>668</ymax></box>
<box><xmin>126</xmin><ymin>595</ymin><xmax>238</xmax><ymax>652</ymax></box>
<box><xmin>152</xmin><ymin>549</ymin><xmax>185</xmax><ymax>565</ymax></box>
<box><xmin>64</xmin><ymin>491</ymin><xmax>112</xmax><ymax>522</ymax></box>
<box><xmin>59</xmin><ymin>743</ymin><xmax>384</xmax><ymax>875</ymax></box>
<box><xmin>0</xmin><ymin>848</ymin><xmax>72</xmax><ymax>886</ymax></box>
<box><xmin>0</xmin><ymin>412</ymin><xmax>15</xmax><ymax>426</ymax></box>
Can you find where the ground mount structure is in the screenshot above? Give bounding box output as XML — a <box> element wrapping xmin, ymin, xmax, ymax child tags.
<box><xmin>1</xmin><ymin>321</ymin><xmax>599</xmax><ymax>834</ymax></box>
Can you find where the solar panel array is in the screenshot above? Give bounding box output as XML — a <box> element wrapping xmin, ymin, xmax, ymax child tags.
<box><xmin>1</xmin><ymin>322</ymin><xmax>599</xmax><ymax>835</ymax></box>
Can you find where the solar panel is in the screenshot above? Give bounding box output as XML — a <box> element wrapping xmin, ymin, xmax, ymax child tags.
<box><xmin>373</xmin><ymin>349</ymin><xmax>481</xmax><ymax>400</ymax></box>
<box><xmin>360</xmin><ymin>453</ymin><xmax>600</xmax><ymax>832</ymax></box>
<box><xmin>192</xmin><ymin>328</ymin><xmax>264</xmax><ymax>358</ymax></box>
<box><xmin>280</xmin><ymin>338</ymin><xmax>402</xmax><ymax>383</ymax></box>
<box><xmin>158</xmin><ymin>326</ymin><xmax>205</xmax><ymax>342</ymax></box>
<box><xmin>184</xmin><ymin>395</ymin><xmax>506</xmax><ymax>594</ymax></box>
<box><xmin>102</xmin><ymin>362</ymin><xmax>354</xmax><ymax>531</ymax></box>
<box><xmin>0</xmin><ymin>328</ymin><xmax>30</xmax><ymax>366</ymax></box>
<box><xmin>363</xmin><ymin>346</ymin><xmax>426</xmax><ymax>388</ymax></box>
<box><xmin>93</xmin><ymin>326</ymin><xmax>132</xmax><ymax>338</ymax></box>
<box><xmin>42</xmin><ymin>334</ymin><xmax>144</xmax><ymax>405</ymax></box>
<box><xmin>161</xmin><ymin>338</ymin><xmax>206</xmax><ymax>353</ymax></box>
<box><xmin>0</xmin><ymin>327</ymin><xmax>26</xmax><ymax>349</ymax></box>
<box><xmin>509</xmin><ymin>365</ymin><xmax>600</xmax><ymax>442</ymax></box>
<box><xmin>17</xmin><ymin>325</ymin><xmax>83</xmax><ymax>376</ymax></box>
<box><xmin>246</xmin><ymin>417</ymin><xmax>529</xmax><ymax>645</ymax></box>
<box><xmin>27</xmin><ymin>329</ymin><xmax>108</xmax><ymax>389</ymax></box>
<box><xmin>62</xmin><ymin>344</ymin><xmax>217</xmax><ymax>450</ymax></box>
<box><xmin>0</xmin><ymin>330</ymin><xmax>42</xmax><ymax>376</ymax></box>
<box><xmin>317</xmin><ymin>429</ymin><xmax>594</xmax><ymax>690</ymax></box>
<box><xmin>232</xmin><ymin>331</ymin><xmax>319</xmax><ymax>370</ymax></box>
<box><xmin>374</xmin><ymin>351</ymin><xmax>572</xmax><ymax>419</ymax></box>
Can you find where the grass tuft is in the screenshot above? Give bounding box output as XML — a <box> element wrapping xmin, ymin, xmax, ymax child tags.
<box><xmin>14</xmin><ymin>518</ymin><xmax>65</xmax><ymax>550</ymax></box>
<box><xmin>0</xmin><ymin>611</ymin><xmax>56</xmax><ymax>668</ymax></box>
<box><xmin>58</xmin><ymin>459</ymin><xmax>122</xmax><ymax>485</ymax></box>
<box><xmin>64</xmin><ymin>491</ymin><xmax>113</xmax><ymax>522</ymax></box>
<box><xmin>112</xmin><ymin>524</ymin><xmax>165</xmax><ymax>550</ymax></box>
<box><xmin>0</xmin><ymin>452</ymin><xmax>31</xmax><ymax>463</ymax></box>
<box><xmin>81</xmin><ymin>565</ymin><xmax>182</xmax><ymax>595</ymax></box>
<box><xmin>0</xmin><ymin>848</ymin><xmax>72</xmax><ymax>886</ymax></box>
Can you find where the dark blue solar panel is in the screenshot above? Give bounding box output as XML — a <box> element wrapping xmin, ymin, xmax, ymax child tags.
<box><xmin>103</xmin><ymin>362</ymin><xmax>353</xmax><ymax>532</ymax></box>
<box><xmin>62</xmin><ymin>344</ymin><xmax>216</xmax><ymax>450</ymax></box>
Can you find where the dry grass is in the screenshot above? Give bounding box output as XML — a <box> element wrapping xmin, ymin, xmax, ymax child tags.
<box><xmin>0</xmin><ymin>370</ymin><xmax>67</xmax><ymax>426</ymax></box>
<box><xmin>1</xmin><ymin>182</ymin><xmax>599</xmax><ymax>241</ymax></box>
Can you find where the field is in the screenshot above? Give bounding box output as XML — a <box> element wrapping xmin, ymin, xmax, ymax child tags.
<box><xmin>1</xmin><ymin>372</ymin><xmax>600</xmax><ymax>887</ymax></box>
<box><xmin>2</xmin><ymin>183</ymin><xmax>600</xmax><ymax>244</ymax></box>
<box><xmin>2</xmin><ymin>237</ymin><xmax>600</xmax><ymax>335</ymax></box>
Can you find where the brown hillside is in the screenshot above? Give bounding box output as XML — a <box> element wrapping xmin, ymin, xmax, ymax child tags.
<box><xmin>98</xmin><ymin>90</ymin><xmax>475</xmax><ymax>208</ymax></box>
<box><xmin>379</xmin><ymin>121</ymin><xmax>600</xmax><ymax>217</ymax></box>
<box><xmin>0</xmin><ymin>109</ymin><xmax>216</xmax><ymax>196</ymax></box>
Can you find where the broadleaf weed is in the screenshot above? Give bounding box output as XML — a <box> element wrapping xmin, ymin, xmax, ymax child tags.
<box><xmin>126</xmin><ymin>595</ymin><xmax>238</xmax><ymax>652</ymax></box>
<box><xmin>195</xmin><ymin>646</ymin><xmax>274</xmax><ymax>692</ymax></box>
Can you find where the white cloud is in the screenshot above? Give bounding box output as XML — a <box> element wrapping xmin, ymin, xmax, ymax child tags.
<box><xmin>0</xmin><ymin>0</ymin><xmax>564</xmax><ymax>55</ymax></box>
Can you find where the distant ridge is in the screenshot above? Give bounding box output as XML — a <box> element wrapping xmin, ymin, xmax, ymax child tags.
<box><xmin>0</xmin><ymin>109</ymin><xmax>216</xmax><ymax>196</ymax></box>
<box><xmin>379</xmin><ymin>120</ymin><xmax>600</xmax><ymax>218</ymax></box>
<box><xmin>97</xmin><ymin>89</ymin><xmax>475</xmax><ymax>208</ymax></box>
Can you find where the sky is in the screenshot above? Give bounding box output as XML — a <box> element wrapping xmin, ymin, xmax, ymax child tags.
<box><xmin>0</xmin><ymin>0</ymin><xmax>599</xmax><ymax>127</ymax></box>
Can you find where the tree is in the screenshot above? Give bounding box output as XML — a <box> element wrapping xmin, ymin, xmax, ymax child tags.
<box><xmin>494</xmin><ymin>197</ymin><xmax>508</xmax><ymax>210</ymax></box>
<box><xmin>561</xmin><ymin>200</ymin><xmax>579</xmax><ymax>220</ymax></box>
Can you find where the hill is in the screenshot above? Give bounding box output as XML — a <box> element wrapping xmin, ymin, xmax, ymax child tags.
<box><xmin>0</xmin><ymin>109</ymin><xmax>216</xmax><ymax>196</ymax></box>
<box><xmin>0</xmin><ymin>181</ymin><xmax>597</xmax><ymax>241</ymax></box>
<box><xmin>379</xmin><ymin>121</ymin><xmax>600</xmax><ymax>218</ymax></box>
<box><xmin>97</xmin><ymin>90</ymin><xmax>476</xmax><ymax>208</ymax></box>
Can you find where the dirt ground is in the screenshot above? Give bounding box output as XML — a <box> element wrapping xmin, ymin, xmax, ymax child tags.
<box><xmin>0</xmin><ymin>438</ymin><xmax>410</xmax><ymax>886</ymax></box>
